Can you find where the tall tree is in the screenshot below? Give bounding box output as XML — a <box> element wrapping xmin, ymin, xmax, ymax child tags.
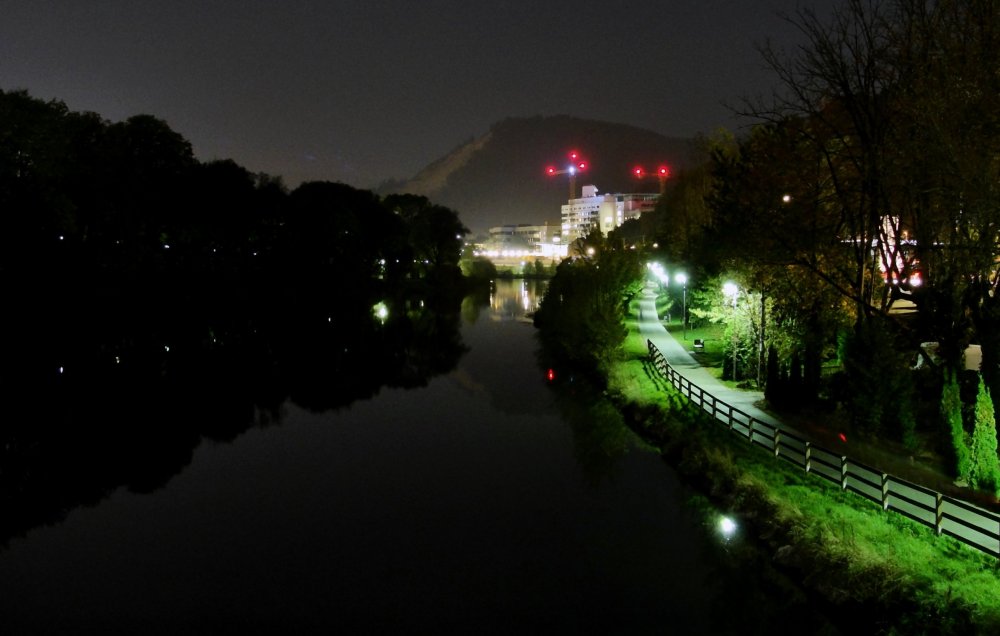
<box><xmin>746</xmin><ymin>0</ymin><xmax>911</xmax><ymax>327</ymax></box>
<box><xmin>382</xmin><ymin>194</ymin><xmax>468</xmax><ymax>282</ymax></box>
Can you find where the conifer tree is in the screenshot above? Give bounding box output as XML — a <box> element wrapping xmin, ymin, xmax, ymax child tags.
<box><xmin>941</xmin><ymin>374</ymin><xmax>971</xmax><ymax>483</ymax></box>
<box><xmin>970</xmin><ymin>377</ymin><xmax>1000</xmax><ymax>494</ymax></box>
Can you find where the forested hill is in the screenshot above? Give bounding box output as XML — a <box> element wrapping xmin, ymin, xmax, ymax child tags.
<box><xmin>382</xmin><ymin>115</ymin><xmax>701</xmax><ymax>235</ymax></box>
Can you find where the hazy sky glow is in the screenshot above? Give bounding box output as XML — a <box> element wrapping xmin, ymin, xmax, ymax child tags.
<box><xmin>0</xmin><ymin>1</ymin><xmax>821</xmax><ymax>188</ymax></box>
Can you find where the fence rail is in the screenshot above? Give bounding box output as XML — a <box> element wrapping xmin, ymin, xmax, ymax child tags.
<box><xmin>647</xmin><ymin>339</ymin><xmax>1000</xmax><ymax>558</ymax></box>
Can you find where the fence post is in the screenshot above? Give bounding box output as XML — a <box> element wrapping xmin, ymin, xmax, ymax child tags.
<box><xmin>881</xmin><ymin>473</ymin><xmax>889</xmax><ymax>510</ymax></box>
<box><xmin>935</xmin><ymin>494</ymin><xmax>944</xmax><ymax>536</ymax></box>
<box><xmin>805</xmin><ymin>442</ymin><xmax>812</xmax><ymax>473</ymax></box>
<box><xmin>728</xmin><ymin>404</ymin><xmax>734</xmax><ymax>430</ymax></box>
<box><xmin>840</xmin><ymin>456</ymin><xmax>848</xmax><ymax>490</ymax></box>
<box><xmin>748</xmin><ymin>418</ymin><xmax>755</xmax><ymax>442</ymax></box>
<box><xmin>773</xmin><ymin>428</ymin><xmax>781</xmax><ymax>458</ymax></box>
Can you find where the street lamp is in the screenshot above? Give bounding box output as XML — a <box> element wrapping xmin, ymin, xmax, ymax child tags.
<box><xmin>545</xmin><ymin>150</ymin><xmax>589</xmax><ymax>200</ymax></box>
<box><xmin>675</xmin><ymin>272</ymin><xmax>688</xmax><ymax>340</ymax></box>
<box><xmin>723</xmin><ymin>281</ymin><xmax>738</xmax><ymax>382</ymax></box>
<box><xmin>647</xmin><ymin>262</ymin><xmax>668</xmax><ymax>290</ymax></box>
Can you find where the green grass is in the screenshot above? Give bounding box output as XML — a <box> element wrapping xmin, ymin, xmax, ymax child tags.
<box><xmin>610</xmin><ymin>308</ymin><xmax>1000</xmax><ymax>631</ymax></box>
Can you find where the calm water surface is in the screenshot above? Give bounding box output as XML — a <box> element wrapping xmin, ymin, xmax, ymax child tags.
<box><xmin>0</xmin><ymin>280</ymin><xmax>828</xmax><ymax>634</ymax></box>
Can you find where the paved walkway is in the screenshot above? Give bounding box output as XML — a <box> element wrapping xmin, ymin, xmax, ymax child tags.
<box><xmin>636</xmin><ymin>285</ymin><xmax>790</xmax><ymax>434</ymax></box>
<box><xmin>638</xmin><ymin>284</ymin><xmax>1000</xmax><ymax>555</ymax></box>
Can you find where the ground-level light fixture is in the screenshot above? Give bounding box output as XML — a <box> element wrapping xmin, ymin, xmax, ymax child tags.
<box><xmin>373</xmin><ymin>301</ymin><xmax>389</xmax><ymax>324</ymax></box>
<box><xmin>718</xmin><ymin>515</ymin><xmax>737</xmax><ymax>540</ymax></box>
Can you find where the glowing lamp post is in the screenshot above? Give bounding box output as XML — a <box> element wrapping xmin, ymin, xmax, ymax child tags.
<box><xmin>632</xmin><ymin>165</ymin><xmax>671</xmax><ymax>194</ymax></box>
<box><xmin>723</xmin><ymin>281</ymin><xmax>739</xmax><ymax>382</ymax></box>
<box><xmin>647</xmin><ymin>262</ymin><xmax>668</xmax><ymax>290</ymax></box>
<box><xmin>675</xmin><ymin>272</ymin><xmax>688</xmax><ymax>340</ymax></box>
<box><xmin>545</xmin><ymin>150</ymin><xmax>589</xmax><ymax>200</ymax></box>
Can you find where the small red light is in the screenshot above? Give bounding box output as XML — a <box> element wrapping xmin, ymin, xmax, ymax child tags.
<box><xmin>658</xmin><ymin>166</ymin><xmax>669</xmax><ymax>176</ymax></box>
<box><xmin>838</xmin><ymin>433</ymin><xmax>847</xmax><ymax>443</ymax></box>
<box><xmin>547</xmin><ymin>368</ymin><xmax>556</xmax><ymax>382</ymax></box>
<box><xmin>569</xmin><ymin>151</ymin><xmax>578</xmax><ymax>160</ymax></box>
<box><xmin>577</xmin><ymin>161</ymin><xmax>588</xmax><ymax>170</ymax></box>
<box><xmin>633</xmin><ymin>166</ymin><xmax>644</xmax><ymax>177</ymax></box>
<box><xmin>546</xmin><ymin>166</ymin><xmax>556</xmax><ymax>175</ymax></box>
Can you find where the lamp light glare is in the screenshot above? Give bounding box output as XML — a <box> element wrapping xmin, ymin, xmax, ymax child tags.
<box><xmin>719</xmin><ymin>516</ymin><xmax>737</xmax><ymax>539</ymax></box>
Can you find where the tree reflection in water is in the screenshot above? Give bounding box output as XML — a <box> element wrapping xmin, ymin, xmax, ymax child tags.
<box><xmin>0</xmin><ymin>278</ymin><xmax>467</xmax><ymax>548</ymax></box>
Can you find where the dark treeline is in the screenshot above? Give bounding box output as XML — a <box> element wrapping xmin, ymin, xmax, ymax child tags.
<box><xmin>0</xmin><ymin>89</ymin><xmax>475</xmax><ymax>546</ymax></box>
<box><xmin>0</xmin><ymin>87</ymin><xmax>472</xmax><ymax>387</ymax></box>
<box><xmin>0</xmin><ymin>89</ymin><xmax>469</xmax><ymax>297</ymax></box>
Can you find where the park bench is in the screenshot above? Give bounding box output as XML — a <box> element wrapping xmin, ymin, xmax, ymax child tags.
<box><xmin>693</xmin><ymin>338</ymin><xmax>704</xmax><ymax>350</ymax></box>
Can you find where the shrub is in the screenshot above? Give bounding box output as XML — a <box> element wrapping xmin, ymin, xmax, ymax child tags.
<box><xmin>969</xmin><ymin>377</ymin><xmax>1000</xmax><ymax>494</ymax></box>
<box><xmin>941</xmin><ymin>374</ymin><xmax>971</xmax><ymax>482</ymax></box>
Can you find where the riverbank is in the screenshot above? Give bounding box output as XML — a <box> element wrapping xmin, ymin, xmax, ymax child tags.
<box><xmin>601</xmin><ymin>301</ymin><xmax>1000</xmax><ymax>634</ymax></box>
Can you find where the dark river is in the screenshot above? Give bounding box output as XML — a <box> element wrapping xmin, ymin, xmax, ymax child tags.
<box><xmin>0</xmin><ymin>279</ymin><xmax>832</xmax><ymax>634</ymax></box>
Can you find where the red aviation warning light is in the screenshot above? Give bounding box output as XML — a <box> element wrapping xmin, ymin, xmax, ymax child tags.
<box><xmin>545</xmin><ymin>150</ymin><xmax>590</xmax><ymax>199</ymax></box>
<box><xmin>632</xmin><ymin>163</ymin><xmax>671</xmax><ymax>194</ymax></box>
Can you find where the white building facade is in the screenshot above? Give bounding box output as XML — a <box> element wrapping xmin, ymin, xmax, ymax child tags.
<box><xmin>560</xmin><ymin>185</ymin><xmax>658</xmax><ymax>243</ymax></box>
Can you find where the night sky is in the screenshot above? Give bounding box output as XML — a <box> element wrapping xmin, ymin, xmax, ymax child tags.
<box><xmin>1</xmin><ymin>1</ymin><xmax>823</xmax><ymax>190</ymax></box>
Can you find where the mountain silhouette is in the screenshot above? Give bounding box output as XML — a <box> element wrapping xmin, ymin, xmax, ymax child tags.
<box><xmin>383</xmin><ymin>115</ymin><xmax>700</xmax><ymax>235</ymax></box>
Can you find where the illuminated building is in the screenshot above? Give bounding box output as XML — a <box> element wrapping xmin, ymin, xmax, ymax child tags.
<box><xmin>560</xmin><ymin>185</ymin><xmax>658</xmax><ymax>243</ymax></box>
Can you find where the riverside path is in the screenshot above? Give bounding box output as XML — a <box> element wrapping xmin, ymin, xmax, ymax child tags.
<box><xmin>637</xmin><ymin>284</ymin><xmax>796</xmax><ymax>437</ymax></box>
<box><xmin>637</xmin><ymin>283</ymin><xmax>1000</xmax><ymax>557</ymax></box>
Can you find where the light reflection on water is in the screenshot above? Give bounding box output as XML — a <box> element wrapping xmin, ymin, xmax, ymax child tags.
<box><xmin>489</xmin><ymin>278</ymin><xmax>547</xmax><ymax>321</ymax></box>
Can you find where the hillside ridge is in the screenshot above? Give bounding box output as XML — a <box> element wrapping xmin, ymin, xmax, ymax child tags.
<box><xmin>383</xmin><ymin>115</ymin><xmax>701</xmax><ymax>234</ymax></box>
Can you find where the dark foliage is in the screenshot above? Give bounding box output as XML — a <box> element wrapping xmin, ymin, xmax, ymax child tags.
<box><xmin>0</xmin><ymin>88</ymin><xmax>476</xmax><ymax>549</ymax></box>
<box><xmin>534</xmin><ymin>236</ymin><xmax>642</xmax><ymax>377</ymax></box>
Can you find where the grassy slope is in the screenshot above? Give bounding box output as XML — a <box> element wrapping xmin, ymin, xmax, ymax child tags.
<box><xmin>609</xmin><ymin>300</ymin><xmax>1000</xmax><ymax>633</ymax></box>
